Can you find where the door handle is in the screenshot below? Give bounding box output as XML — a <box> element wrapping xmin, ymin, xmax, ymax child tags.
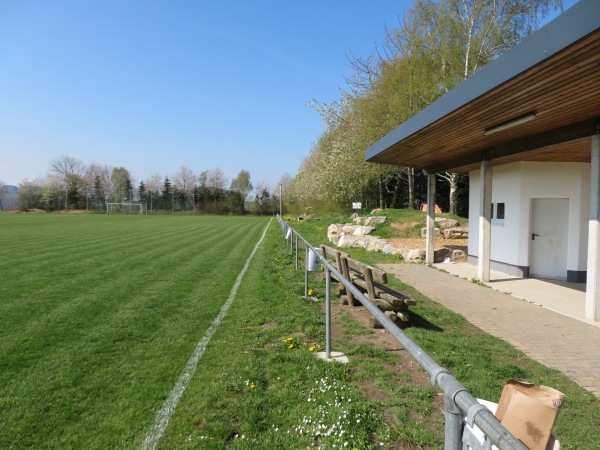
<box><xmin>532</xmin><ymin>233</ymin><xmax>540</xmax><ymax>240</ymax></box>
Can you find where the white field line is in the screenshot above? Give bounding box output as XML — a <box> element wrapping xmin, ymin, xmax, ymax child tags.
<box><xmin>139</xmin><ymin>219</ymin><xmax>271</xmax><ymax>450</ymax></box>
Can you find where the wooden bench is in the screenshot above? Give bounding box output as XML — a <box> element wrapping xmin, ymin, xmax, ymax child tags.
<box><xmin>320</xmin><ymin>245</ymin><xmax>416</xmax><ymax>328</ymax></box>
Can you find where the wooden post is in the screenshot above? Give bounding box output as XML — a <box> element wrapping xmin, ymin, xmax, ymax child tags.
<box><xmin>363</xmin><ymin>267</ymin><xmax>376</xmax><ymax>301</ymax></box>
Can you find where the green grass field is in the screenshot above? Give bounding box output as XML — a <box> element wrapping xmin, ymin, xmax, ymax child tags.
<box><xmin>0</xmin><ymin>214</ymin><xmax>272</xmax><ymax>448</ymax></box>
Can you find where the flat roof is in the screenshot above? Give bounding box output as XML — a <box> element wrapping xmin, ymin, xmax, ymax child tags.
<box><xmin>365</xmin><ymin>0</ymin><xmax>600</xmax><ymax>173</ymax></box>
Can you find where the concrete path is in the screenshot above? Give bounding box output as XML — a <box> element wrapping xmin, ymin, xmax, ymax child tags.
<box><xmin>380</xmin><ymin>263</ymin><xmax>600</xmax><ymax>398</ymax></box>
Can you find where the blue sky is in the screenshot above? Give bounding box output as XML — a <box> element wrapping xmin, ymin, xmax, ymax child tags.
<box><xmin>0</xmin><ymin>0</ymin><xmax>575</xmax><ymax>190</ymax></box>
<box><xmin>0</xmin><ymin>0</ymin><xmax>415</xmax><ymax>189</ymax></box>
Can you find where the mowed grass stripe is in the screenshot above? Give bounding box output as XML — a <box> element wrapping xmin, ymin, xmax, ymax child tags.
<box><xmin>1</xmin><ymin>217</ymin><xmax>260</xmax><ymax>367</ymax></box>
<box><xmin>0</xmin><ymin>214</ymin><xmax>269</xmax><ymax>449</ymax></box>
<box><xmin>0</xmin><ymin>215</ymin><xmax>227</xmax><ymax>273</ymax></box>
<box><xmin>0</xmin><ymin>215</ymin><xmax>248</xmax><ymax>324</ymax></box>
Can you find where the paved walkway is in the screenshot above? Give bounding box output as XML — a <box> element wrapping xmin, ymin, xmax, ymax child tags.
<box><xmin>380</xmin><ymin>263</ymin><xmax>600</xmax><ymax>398</ymax></box>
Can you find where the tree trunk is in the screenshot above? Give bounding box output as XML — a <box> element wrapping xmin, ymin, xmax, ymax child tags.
<box><xmin>448</xmin><ymin>173</ymin><xmax>459</xmax><ymax>215</ymax></box>
<box><xmin>379</xmin><ymin>176</ymin><xmax>385</xmax><ymax>209</ymax></box>
<box><xmin>391</xmin><ymin>173</ymin><xmax>402</xmax><ymax>208</ymax></box>
<box><xmin>408</xmin><ymin>168</ymin><xmax>415</xmax><ymax>209</ymax></box>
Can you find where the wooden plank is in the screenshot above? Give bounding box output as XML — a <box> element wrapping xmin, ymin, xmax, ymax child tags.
<box><xmin>345</xmin><ymin>257</ymin><xmax>387</xmax><ymax>284</ymax></box>
<box><xmin>363</xmin><ymin>266</ymin><xmax>377</xmax><ymax>302</ymax></box>
<box><xmin>349</xmin><ymin>272</ymin><xmax>416</xmax><ymax>307</ymax></box>
<box><xmin>340</xmin><ymin>255</ymin><xmax>354</xmax><ymax>305</ymax></box>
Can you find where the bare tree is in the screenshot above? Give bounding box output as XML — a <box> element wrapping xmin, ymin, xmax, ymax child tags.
<box><xmin>206</xmin><ymin>168</ymin><xmax>228</xmax><ymax>191</ymax></box>
<box><xmin>50</xmin><ymin>156</ymin><xmax>85</xmax><ymax>178</ymax></box>
<box><xmin>49</xmin><ymin>156</ymin><xmax>87</xmax><ymax>209</ymax></box>
<box><xmin>173</xmin><ymin>166</ymin><xmax>197</xmax><ymax>196</ymax></box>
<box><xmin>146</xmin><ymin>173</ymin><xmax>162</xmax><ymax>196</ymax></box>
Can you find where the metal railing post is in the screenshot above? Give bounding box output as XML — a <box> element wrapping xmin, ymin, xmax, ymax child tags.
<box><xmin>325</xmin><ymin>265</ymin><xmax>331</xmax><ymax>359</ymax></box>
<box><xmin>295</xmin><ymin>233</ymin><xmax>298</xmax><ymax>270</ymax></box>
<box><xmin>444</xmin><ymin>394</ymin><xmax>463</xmax><ymax>450</ymax></box>
<box><xmin>304</xmin><ymin>244</ymin><xmax>309</xmax><ymax>298</ymax></box>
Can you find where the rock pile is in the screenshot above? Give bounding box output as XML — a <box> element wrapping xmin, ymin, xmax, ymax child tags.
<box><xmin>327</xmin><ymin>215</ymin><xmax>468</xmax><ymax>262</ymax></box>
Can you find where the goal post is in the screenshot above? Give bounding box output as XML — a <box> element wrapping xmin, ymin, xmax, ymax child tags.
<box><xmin>106</xmin><ymin>203</ymin><xmax>145</xmax><ymax>215</ymax></box>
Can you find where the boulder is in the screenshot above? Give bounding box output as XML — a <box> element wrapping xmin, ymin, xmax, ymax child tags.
<box><xmin>350</xmin><ymin>225</ymin><xmax>375</xmax><ymax>236</ymax></box>
<box><xmin>383</xmin><ymin>243</ymin><xmax>400</xmax><ymax>255</ymax></box>
<box><xmin>327</xmin><ymin>224</ymin><xmax>344</xmax><ymax>245</ymax></box>
<box><xmin>352</xmin><ymin>215</ymin><xmax>387</xmax><ymax>226</ymax></box>
<box><xmin>443</xmin><ymin>227</ymin><xmax>469</xmax><ymax>239</ymax></box>
<box><xmin>436</xmin><ymin>218</ymin><xmax>460</xmax><ymax>229</ymax></box>
<box><xmin>365</xmin><ymin>237</ymin><xmax>388</xmax><ymax>252</ymax></box>
<box><xmin>337</xmin><ymin>235</ymin><xmax>359</xmax><ymax>248</ymax></box>
<box><xmin>364</xmin><ymin>216</ymin><xmax>387</xmax><ymax>226</ymax></box>
<box><xmin>421</xmin><ymin>227</ymin><xmax>441</xmax><ymax>238</ymax></box>
<box><xmin>405</xmin><ymin>249</ymin><xmax>426</xmax><ymax>261</ymax></box>
<box><xmin>451</xmin><ymin>249</ymin><xmax>467</xmax><ymax>262</ymax></box>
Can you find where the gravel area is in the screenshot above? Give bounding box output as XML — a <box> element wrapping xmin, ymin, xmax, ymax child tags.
<box><xmin>388</xmin><ymin>237</ymin><xmax>468</xmax><ymax>251</ymax></box>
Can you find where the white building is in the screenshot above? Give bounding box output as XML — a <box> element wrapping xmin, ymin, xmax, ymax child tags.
<box><xmin>365</xmin><ymin>0</ymin><xmax>600</xmax><ymax>321</ymax></box>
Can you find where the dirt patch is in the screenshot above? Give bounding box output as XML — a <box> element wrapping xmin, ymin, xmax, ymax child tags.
<box><xmin>319</xmin><ymin>297</ymin><xmax>445</xmax><ymax>444</ymax></box>
<box><xmin>390</xmin><ymin>221</ymin><xmax>422</xmax><ymax>237</ymax></box>
<box><xmin>56</xmin><ymin>209</ymin><xmax>91</xmax><ymax>214</ymax></box>
<box><xmin>388</xmin><ymin>237</ymin><xmax>468</xmax><ymax>253</ymax></box>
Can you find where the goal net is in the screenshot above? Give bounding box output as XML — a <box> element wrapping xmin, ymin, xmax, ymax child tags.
<box><xmin>106</xmin><ymin>203</ymin><xmax>145</xmax><ymax>215</ymax></box>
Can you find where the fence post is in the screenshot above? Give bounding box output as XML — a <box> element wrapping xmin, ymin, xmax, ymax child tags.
<box><xmin>444</xmin><ymin>394</ymin><xmax>463</xmax><ymax>450</ymax></box>
<box><xmin>325</xmin><ymin>265</ymin><xmax>331</xmax><ymax>359</ymax></box>
<box><xmin>295</xmin><ymin>233</ymin><xmax>298</xmax><ymax>270</ymax></box>
<box><xmin>304</xmin><ymin>245</ymin><xmax>309</xmax><ymax>298</ymax></box>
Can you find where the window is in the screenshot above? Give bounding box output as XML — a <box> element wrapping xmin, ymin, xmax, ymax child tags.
<box><xmin>491</xmin><ymin>201</ymin><xmax>505</xmax><ymax>225</ymax></box>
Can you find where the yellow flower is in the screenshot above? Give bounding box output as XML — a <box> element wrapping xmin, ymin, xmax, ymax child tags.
<box><xmin>288</xmin><ymin>344</ymin><xmax>294</xmax><ymax>349</ymax></box>
<box><xmin>309</xmin><ymin>346</ymin><xmax>315</xmax><ymax>352</ymax></box>
<box><xmin>250</xmin><ymin>384</ymin><xmax>256</xmax><ymax>389</ymax></box>
<box><xmin>308</xmin><ymin>289</ymin><xmax>313</xmax><ymax>296</ymax></box>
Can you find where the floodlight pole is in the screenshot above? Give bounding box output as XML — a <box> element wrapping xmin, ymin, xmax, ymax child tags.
<box><xmin>279</xmin><ymin>183</ymin><xmax>282</xmax><ymax>216</ymax></box>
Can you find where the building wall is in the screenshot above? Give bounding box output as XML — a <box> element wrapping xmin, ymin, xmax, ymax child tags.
<box><xmin>468</xmin><ymin>161</ymin><xmax>590</xmax><ymax>278</ymax></box>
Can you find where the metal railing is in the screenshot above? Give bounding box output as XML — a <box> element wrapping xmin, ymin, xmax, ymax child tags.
<box><xmin>278</xmin><ymin>217</ymin><xmax>528</xmax><ymax>450</ymax></box>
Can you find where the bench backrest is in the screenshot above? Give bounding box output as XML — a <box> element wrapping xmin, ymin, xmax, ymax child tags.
<box><xmin>344</xmin><ymin>257</ymin><xmax>387</xmax><ymax>284</ymax></box>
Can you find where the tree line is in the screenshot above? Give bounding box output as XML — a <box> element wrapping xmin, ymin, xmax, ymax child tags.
<box><xmin>6</xmin><ymin>156</ymin><xmax>287</xmax><ymax>215</ymax></box>
<box><xmin>286</xmin><ymin>0</ymin><xmax>561</xmax><ymax>216</ymax></box>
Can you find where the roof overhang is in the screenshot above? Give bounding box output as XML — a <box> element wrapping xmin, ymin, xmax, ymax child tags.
<box><xmin>365</xmin><ymin>0</ymin><xmax>600</xmax><ymax>174</ymax></box>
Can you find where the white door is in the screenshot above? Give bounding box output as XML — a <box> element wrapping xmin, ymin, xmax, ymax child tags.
<box><xmin>530</xmin><ymin>198</ymin><xmax>569</xmax><ymax>279</ymax></box>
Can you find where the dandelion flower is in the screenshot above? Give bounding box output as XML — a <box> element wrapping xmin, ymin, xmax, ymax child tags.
<box><xmin>308</xmin><ymin>289</ymin><xmax>314</xmax><ymax>296</ymax></box>
<box><xmin>288</xmin><ymin>344</ymin><xmax>294</xmax><ymax>349</ymax></box>
<box><xmin>250</xmin><ymin>384</ymin><xmax>256</xmax><ymax>389</ymax></box>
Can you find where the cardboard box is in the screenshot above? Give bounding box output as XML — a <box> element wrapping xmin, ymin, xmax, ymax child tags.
<box><xmin>495</xmin><ymin>380</ymin><xmax>564</xmax><ymax>450</ymax></box>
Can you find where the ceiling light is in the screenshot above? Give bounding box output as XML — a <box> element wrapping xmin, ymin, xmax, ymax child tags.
<box><xmin>484</xmin><ymin>113</ymin><xmax>537</xmax><ymax>135</ymax></box>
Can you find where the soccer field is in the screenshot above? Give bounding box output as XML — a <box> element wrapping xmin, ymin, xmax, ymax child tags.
<box><xmin>0</xmin><ymin>214</ymin><xmax>270</xmax><ymax>449</ymax></box>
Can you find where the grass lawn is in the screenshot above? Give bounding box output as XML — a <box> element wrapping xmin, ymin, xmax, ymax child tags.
<box><xmin>288</xmin><ymin>211</ymin><xmax>600</xmax><ymax>449</ymax></box>
<box><xmin>0</xmin><ymin>214</ymin><xmax>271</xmax><ymax>448</ymax></box>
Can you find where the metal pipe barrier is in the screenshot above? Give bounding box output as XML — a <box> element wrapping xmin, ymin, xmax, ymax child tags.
<box><xmin>278</xmin><ymin>217</ymin><xmax>528</xmax><ymax>450</ymax></box>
